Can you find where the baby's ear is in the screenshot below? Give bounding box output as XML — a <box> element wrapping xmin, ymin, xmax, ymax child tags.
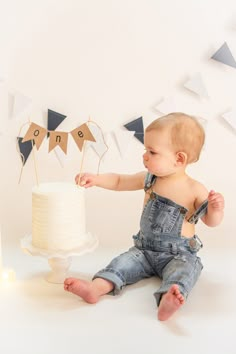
<box><xmin>176</xmin><ymin>151</ymin><xmax>187</xmax><ymax>165</ymax></box>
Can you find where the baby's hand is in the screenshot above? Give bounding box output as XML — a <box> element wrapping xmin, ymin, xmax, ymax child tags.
<box><xmin>75</xmin><ymin>173</ymin><xmax>97</xmax><ymax>188</ymax></box>
<box><xmin>208</xmin><ymin>190</ymin><xmax>225</xmax><ymax>212</ymax></box>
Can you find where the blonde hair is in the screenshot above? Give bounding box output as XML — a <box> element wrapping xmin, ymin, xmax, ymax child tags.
<box><xmin>146</xmin><ymin>112</ymin><xmax>205</xmax><ymax>163</ymax></box>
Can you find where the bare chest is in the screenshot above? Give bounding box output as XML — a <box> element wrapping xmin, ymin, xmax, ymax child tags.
<box><xmin>145</xmin><ymin>180</ymin><xmax>196</xmax><ymax>216</ymax></box>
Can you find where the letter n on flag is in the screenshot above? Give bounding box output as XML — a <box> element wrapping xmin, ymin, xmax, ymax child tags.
<box><xmin>49</xmin><ymin>131</ymin><xmax>68</xmax><ymax>154</ymax></box>
<box><xmin>70</xmin><ymin>123</ymin><xmax>96</xmax><ymax>151</ymax></box>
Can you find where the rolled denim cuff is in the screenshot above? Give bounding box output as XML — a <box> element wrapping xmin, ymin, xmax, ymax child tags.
<box><xmin>93</xmin><ymin>268</ymin><xmax>126</xmax><ymax>295</ymax></box>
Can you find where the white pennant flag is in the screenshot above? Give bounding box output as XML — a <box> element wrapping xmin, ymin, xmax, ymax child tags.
<box><xmin>0</xmin><ymin>79</ymin><xmax>8</xmax><ymax>130</ymax></box>
<box><xmin>86</xmin><ymin>123</ymin><xmax>108</xmax><ymax>159</ymax></box>
<box><xmin>113</xmin><ymin>129</ymin><xmax>135</xmax><ymax>159</ymax></box>
<box><xmin>11</xmin><ymin>91</ymin><xmax>32</xmax><ymax>120</ymax></box>
<box><xmin>154</xmin><ymin>97</ymin><xmax>176</xmax><ymax>114</ymax></box>
<box><xmin>184</xmin><ymin>73</ymin><xmax>208</xmax><ymax>98</ymax></box>
<box><xmin>222</xmin><ymin>110</ymin><xmax>236</xmax><ymax>131</ymax></box>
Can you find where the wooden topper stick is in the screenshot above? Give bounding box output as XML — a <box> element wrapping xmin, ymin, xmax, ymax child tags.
<box><xmin>28</xmin><ymin>117</ymin><xmax>39</xmax><ymax>186</ymax></box>
<box><xmin>78</xmin><ymin>117</ymin><xmax>91</xmax><ymax>185</ymax></box>
<box><xmin>17</xmin><ymin>121</ymin><xmax>29</xmax><ymax>185</ymax></box>
<box><xmin>17</xmin><ymin>119</ymin><xmax>40</xmax><ymax>185</ymax></box>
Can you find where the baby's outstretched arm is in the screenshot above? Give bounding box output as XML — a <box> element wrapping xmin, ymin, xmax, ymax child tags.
<box><xmin>201</xmin><ymin>190</ymin><xmax>225</xmax><ymax>227</ymax></box>
<box><xmin>75</xmin><ymin>172</ymin><xmax>146</xmax><ymax>191</ymax></box>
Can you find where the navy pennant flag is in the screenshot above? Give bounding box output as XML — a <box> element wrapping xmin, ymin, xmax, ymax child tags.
<box><xmin>124</xmin><ymin>116</ymin><xmax>144</xmax><ymax>144</ymax></box>
<box><xmin>17</xmin><ymin>137</ymin><xmax>35</xmax><ymax>165</ymax></box>
<box><xmin>47</xmin><ymin>109</ymin><xmax>67</xmax><ymax>137</ymax></box>
<box><xmin>211</xmin><ymin>42</ymin><xmax>236</xmax><ymax>69</ymax></box>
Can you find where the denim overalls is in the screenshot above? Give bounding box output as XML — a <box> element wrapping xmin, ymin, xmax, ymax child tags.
<box><xmin>93</xmin><ymin>173</ymin><xmax>208</xmax><ymax>305</ymax></box>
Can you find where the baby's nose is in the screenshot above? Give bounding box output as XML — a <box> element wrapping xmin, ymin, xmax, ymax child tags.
<box><xmin>143</xmin><ymin>152</ymin><xmax>148</xmax><ymax>161</ymax></box>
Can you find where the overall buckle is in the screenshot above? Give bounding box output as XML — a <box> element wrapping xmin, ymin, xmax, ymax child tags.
<box><xmin>189</xmin><ymin>235</ymin><xmax>203</xmax><ymax>251</ymax></box>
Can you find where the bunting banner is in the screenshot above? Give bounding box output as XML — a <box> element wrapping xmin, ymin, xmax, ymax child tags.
<box><xmin>20</xmin><ymin>121</ymin><xmax>96</xmax><ymax>155</ymax></box>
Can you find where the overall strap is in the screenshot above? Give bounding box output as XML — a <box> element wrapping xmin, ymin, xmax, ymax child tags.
<box><xmin>144</xmin><ymin>173</ymin><xmax>157</xmax><ymax>192</ymax></box>
<box><xmin>187</xmin><ymin>200</ymin><xmax>208</xmax><ymax>224</ymax></box>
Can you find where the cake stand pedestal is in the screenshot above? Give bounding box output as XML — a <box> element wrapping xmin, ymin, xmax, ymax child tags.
<box><xmin>47</xmin><ymin>257</ymin><xmax>72</xmax><ymax>283</ymax></box>
<box><xmin>21</xmin><ymin>234</ymin><xmax>98</xmax><ymax>284</ymax></box>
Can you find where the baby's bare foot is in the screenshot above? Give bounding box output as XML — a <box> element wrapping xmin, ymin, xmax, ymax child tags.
<box><xmin>158</xmin><ymin>284</ymin><xmax>185</xmax><ymax>321</ymax></box>
<box><xmin>64</xmin><ymin>278</ymin><xmax>99</xmax><ymax>304</ymax></box>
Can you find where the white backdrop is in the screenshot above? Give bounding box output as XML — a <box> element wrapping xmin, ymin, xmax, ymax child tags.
<box><xmin>0</xmin><ymin>0</ymin><xmax>235</xmax><ymax>250</ymax></box>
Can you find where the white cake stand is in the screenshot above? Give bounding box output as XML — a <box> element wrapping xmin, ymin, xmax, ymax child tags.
<box><xmin>21</xmin><ymin>234</ymin><xmax>99</xmax><ymax>284</ymax></box>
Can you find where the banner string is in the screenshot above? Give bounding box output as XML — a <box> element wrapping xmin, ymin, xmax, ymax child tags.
<box><xmin>17</xmin><ymin>118</ymin><xmax>108</xmax><ymax>185</ymax></box>
<box><xmin>78</xmin><ymin>118</ymin><xmax>109</xmax><ymax>183</ymax></box>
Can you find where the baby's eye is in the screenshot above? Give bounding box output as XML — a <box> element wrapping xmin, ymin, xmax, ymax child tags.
<box><xmin>144</xmin><ymin>148</ymin><xmax>157</xmax><ymax>155</ymax></box>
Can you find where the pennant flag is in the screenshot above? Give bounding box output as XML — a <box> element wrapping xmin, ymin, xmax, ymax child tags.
<box><xmin>22</xmin><ymin>122</ymin><xmax>47</xmax><ymax>150</ymax></box>
<box><xmin>184</xmin><ymin>73</ymin><xmax>208</xmax><ymax>98</ymax></box>
<box><xmin>0</xmin><ymin>79</ymin><xmax>8</xmax><ymax>124</ymax></box>
<box><xmin>154</xmin><ymin>97</ymin><xmax>176</xmax><ymax>114</ymax></box>
<box><xmin>17</xmin><ymin>137</ymin><xmax>35</xmax><ymax>165</ymax></box>
<box><xmin>113</xmin><ymin>129</ymin><xmax>135</xmax><ymax>158</ymax></box>
<box><xmin>47</xmin><ymin>109</ymin><xmax>67</xmax><ymax>137</ymax></box>
<box><xmin>197</xmin><ymin>116</ymin><xmax>208</xmax><ymax>129</ymax></box>
<box><xmin>222</xmin><ymin>110</ymin><xmax>236</xmax><ymax>131</ymax></box>
<box><xmin>49</xmin><ymin>131</ymin><xmax>68</xmax><ymax>154</ymax></box>
<box><xmin>86</xmin><ymin>124</ymin><xmax>108</xmax><ymax>158</ymax></box>
<box><xmin>211</xmin><ymin>42</ymin><xmax>236</xmax><ymax>69</ymax></box>
<box><xmin>124</xmin><ymin>117</ymin><xmax>144</xmax><ymax>144</ymax></box>
<box><xmin>70</xmin><ymin>123</ymin><xmax>96</xmax><ymax>151</ymax></box>
<box><xmin>11</xmin><ymin>91</ymin><xmax>32</xmax><ymax>119</ymax></box>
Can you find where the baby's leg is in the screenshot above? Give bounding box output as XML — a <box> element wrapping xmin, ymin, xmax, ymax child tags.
<box><xmin>157</xmin><ymin>284</ymin><xmax>185</xmax><ymax>321</ymax></box>
<box><xmin>64</xmin><ymin>277</ymin><xmax>114</xmax><ymax>303</ymax></box>
<box><xmin>155</xmin><ymin>254</ymin><xmax>202</xmax><ymax>320</ymax></box>
<box><xmin>64</xmin><ymin>247</ymin><xmax>154</xmax><ymax>303</ymax></box>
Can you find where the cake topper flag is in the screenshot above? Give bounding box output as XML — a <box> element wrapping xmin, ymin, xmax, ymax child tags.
<box><xmin>48</xmin><ymin>131</ymin><xmax>68</xmax><ymax>154</ymax></box>
<box><xmin>47</xmin><ymin>109</ymin><xmax>67</xmax><ymax>137</ymax></box>
<box><xmin>183</xmin><ymin>73</ymin><xmax>208</xmax><ymax>98</ymax></box>
<box><xmin>70</xmin><ymin>123</ymin><xmax>96</xmax><ymax>151</ymax></box>
<box><xmin>124</xmin><ymin>117</ymin><xmax>144</xmax><ymax>144</ymax></box>
<box><xmin>211</xmin><ymin>42</ymin><xmax>236</xmax><ymax>69</ymax></box>
<box><xmin>17</xmin><ymin>137</ymin><xmax>35</xmax><ymax>165</ymax></box>
<box><xmin>22</xmin><ymin>122</ymin><xmax>47</xmax><ymax>149</ymax></box>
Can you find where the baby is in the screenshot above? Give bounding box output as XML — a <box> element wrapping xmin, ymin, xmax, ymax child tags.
<box><xmin>64</xmin><ymin>112</ymin><xmax>224</xmax><ymax>321</ymax></box>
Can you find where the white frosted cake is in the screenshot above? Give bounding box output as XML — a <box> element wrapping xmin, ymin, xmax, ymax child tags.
<box><xmin>32</xmin><ymin>182</ymin><xmax>87</xmax><ymax>251</ymax></box>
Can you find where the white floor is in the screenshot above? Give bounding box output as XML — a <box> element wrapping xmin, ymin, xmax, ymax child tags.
<box><xmin>0</xmin><ymin>243</ymin><xmax>235</xmax><ymax>354</ymax></box>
